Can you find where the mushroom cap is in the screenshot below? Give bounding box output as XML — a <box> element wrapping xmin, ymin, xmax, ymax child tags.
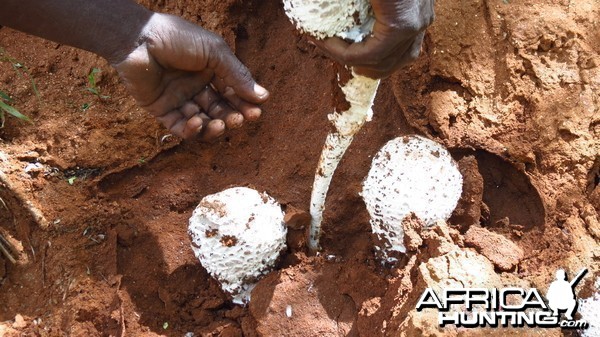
<box><xmin>579</xmin><ymin>277</ymin><xmax>600</xmax><ymax>337</ymax></box>
<box><xmin>283</xmin><ymin>0</ymin><xmax>374</xmax><ymax>41</ymax></box>
<box><xmin>361</xmin><ymin>136</ymin><xmax>463</xmax><ymax>256</ymax></box>
<box><xmin>188</xmin><ymin>187</ymin><xmax>287</xmax><ymax>304</ymax></box>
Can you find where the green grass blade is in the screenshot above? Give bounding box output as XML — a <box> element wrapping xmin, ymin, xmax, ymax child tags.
<box><xmin>88</xmin><ymin>68</ymin><xmax>100</xmax><ymax>87</ymax></box>
<box><xmin>0</xmin><ymin>90</ymin><xmax>11</xmax><ymax>102</ymax></box>
<box><xmin>0</xmin><ymin>100</ymin><xmax>32</xmax><ymax>124</ymax></box>
<box><xmin>30</xmin><ymin>78</ymin><xmax>41</xmax><ymax>100</ymax></box>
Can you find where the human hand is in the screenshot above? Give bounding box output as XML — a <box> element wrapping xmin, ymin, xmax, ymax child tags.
<box><xmin>113</xmin><ymin>13</ymin><xmax>269</xmax><ymax>140</ymax></box>
<box><xmin>315</xmin><ymin>0</ymin><xmax>434</xmax><ymax>79</ymax></box>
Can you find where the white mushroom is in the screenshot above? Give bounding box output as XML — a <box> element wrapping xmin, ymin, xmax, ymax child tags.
<box><xmin>283</xmin><ymin>0</ymin><xmax>380</xmax><ymax>251</ymax></box>
<box><xmin>361</xmin><ymin>136</ymin><xmax>463</xmax><ymax>259</ymax></box>
<box><xmin>188</xmin><ymin>187</ymin><xmax>287</xmax><ymax>305</ymax></box>
<box><xmin>282</xmin><ymin>0</ymin><xmax>374</xmax><ymax>41</ymax></box>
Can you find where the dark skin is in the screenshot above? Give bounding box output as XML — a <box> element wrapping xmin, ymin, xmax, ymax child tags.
<box><xmin>0</xmin><ymin>0</ymin><xmax>434</xmax><ymax>140</ymax></box>
<box><xmin>316</xmin><ymin>0</ymin><xmax>435</xmax><ymax>79</ymax></box>
<box><xmin>111</xmin><ymin>14</ymin><xmax>269</xmax><ymax>140</ymax></box>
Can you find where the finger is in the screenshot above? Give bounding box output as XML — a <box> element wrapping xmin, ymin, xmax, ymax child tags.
<box><xmin>168</xmin><ymin>115</ymin><xmax>202</xmax><ymax>139</ymax></box>
<box><xmin>315</xmin><ymin>22</ymin><xmax>419</xmax><ymax>68</ymax></box>
<box><xmin>205</xmin><ymin>103</ymin><xmax>244</xmax><ymax>129</ymax></box>
<box><xmin>156</xmin><ymin>110</ymin><xmax>184</xmax><ymax>130</ymax></box>
<box><xmin>352</xmin><ymin>45</ymin><xmax>411</xmax><ymax>78</ymax></box>
<box><xmin>212</xmin><ymin>78</ymin><xmax>262</xmax><ymax>121</ymax></box>
<box><xmin>353</xmin><ymin>31</ymin><xmax>425</xmax><ymax>78</ymax></box>
<box><xmin>314</xmin><ymin>35</ymin><xmax>390</xmax><ymax>66</ymax></box>
<box><xmin>157</xmin><ymin>109</ymin><xmax>204</xmax><ymax>139</ymax></box>
<box><xmin>193</xmin><ymin>85</ymin><xmax>220</xmax><ymax>112</ymax></box>
<box><xmin>180</xmin><ymin>101</ymin><xmax>200</xmax><ymax>118</ymax></box>
<box><xmin>198</xmin><ymin>112</ymin><xmax>212</xmax><ymax>126</ymax></box>
<box><xmin>236</xmin><ymin>102</ymin><xmax>261</xmax><ymax>122</ymax></box>
<box><xmin>403</xmin><ymin>31</ymin><xmax>425</xmax><ymax>66</ymax></box>
<box><xmin>200</xmin><ymin>119</ymin><xmax>226</xmax><ymax>142</ymax></box>
<box><xmin>312</xmin><ymin>37</ymin><xmax>354</xmax><ymax>63</ymax></box>
<box><xmin>210</xmin><ymin>44</ymin><xmax>270</xmax><ymax>104</ymax></box>
<box><xmin>193</xmin><ymin>86</ymin><xmax>244</xmax><ymax>129</ymax></box>
<box><xmin>203</xmin><ymin>102</ymin><xmax>238</xmax><ymax>126</ymax></box>
<box><xmin>224</xmin><ymin>112</ymin><xmax>244</xmax><ymax>129</ymax></box>
<box><xmin>142</xmin><ymin>72</ymin><xmax>212</xmax><ymax>116</ymax></box>
<box><xmin>352</xmin><ymin>67</ymin><xmax>392</xmax><ymax>79</ymax></box>
<box><xmin>180</xmin><ymin>115</ymin><xmax>204</xmax><ymax>139</ymax></box>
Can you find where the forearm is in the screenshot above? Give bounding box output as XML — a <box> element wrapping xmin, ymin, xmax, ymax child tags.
<box><xmin>0</xmin><ymin>0</ymin><xmax>152</xmax><ymax>64</ymax></box>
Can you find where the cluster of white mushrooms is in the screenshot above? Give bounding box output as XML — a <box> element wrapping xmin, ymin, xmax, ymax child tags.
<box><xmin>187</xmin><ymin>0</ymin><xmax>463</xmax><ymax>304</ymax></box>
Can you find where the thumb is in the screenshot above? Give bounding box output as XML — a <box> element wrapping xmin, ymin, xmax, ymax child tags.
<box><xmin>210</xmin><ymin>43</ymin><xmax>269</xmax><ymax>104</ymax></box>
<box><xmin>145</xmin><ymin>14</ymin><xmax>269</xmax><ymax>104</ymax></box>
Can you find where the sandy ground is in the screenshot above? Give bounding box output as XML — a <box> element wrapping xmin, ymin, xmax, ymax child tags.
<box><xmin>0</xmin><ymin>0</ymin><xmax>598</xmax><ymax>336</ymax></box>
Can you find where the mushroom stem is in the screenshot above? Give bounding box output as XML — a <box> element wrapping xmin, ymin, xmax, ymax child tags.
<box><xmin>308</xmin><ymin>73</ymin><xmax>380</xmax><ymax>251</ymax></box>
<box><xmin>281</xmin><ymin>0</ymin><xmax>378</xmax><ymax>251</ymax></box>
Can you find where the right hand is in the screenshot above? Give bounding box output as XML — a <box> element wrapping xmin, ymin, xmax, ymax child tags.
<box><xmin>315</xmin><ymin>0</ymin><xmax>435</xmax><ymax>79</ymax></box>
<box><xmin>113</xmin><ymin>13</ymin><xmax>269</xmax><ymax>140</ymax></box>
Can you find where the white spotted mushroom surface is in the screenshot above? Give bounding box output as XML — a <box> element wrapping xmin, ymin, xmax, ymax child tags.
<box><xmin>282</xmin><ymin>0</ymin><xmax>374</xmax><ymax>41</ymax></box>
<box><xmin>361</xmin><ymin>136</ymin><xmax>463</xmax><ymax>257</ymax></box>
<box><xmin>188</xmin><ymin>187</ymin><xmax>287</xmax><ymax>305</ymax></box>
<box><xmin>579</xmin><ymin>277</ymin><xmax>600</xmax><ymax>337</ymax></box>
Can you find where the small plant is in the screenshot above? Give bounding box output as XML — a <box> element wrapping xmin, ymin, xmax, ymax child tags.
<box><xmin>0</xmin><ymin>90</ymin><xmax>31</xmax><ymax>127</ymax></box>
<box><xmin>0</xmin><ymin>47</ymin><xmax>40</xmax><ymax>99</ymax></box>
<box><xmin>0</xmin><ymin>47</ymin><xmax>40</xmax><ymax>127</ymax></box>
<box><xmin>86</xmin><ymin>68</ymin><xmax>109</xmax><ymax>99</ymax></box>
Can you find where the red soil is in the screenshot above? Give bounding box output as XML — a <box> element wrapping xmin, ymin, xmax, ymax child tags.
<box><xmin>0</xmin><ymin>0</ymin><xmax>598</xmax><ymax>336</ymax></box>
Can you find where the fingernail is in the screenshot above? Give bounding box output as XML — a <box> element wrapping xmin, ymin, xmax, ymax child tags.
<box><xmin>226</xmin><ymin>112</ymin><xmax>244</xmax><ymax>129</ymax></box>
<box><xmin>254</xmin><ymin>84</ymin><xmax>269</xmax><ymax>98</ymax></box>
<box><xmin>247</xmin><ymin>107</ymin><xmax>262</xmax><ymax>121</ymax></box>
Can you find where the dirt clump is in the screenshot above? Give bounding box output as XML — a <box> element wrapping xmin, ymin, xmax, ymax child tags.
<box><xmin>450</xmin><ymin>155</ymin><xmax>484</xmax><ymax>230</ymax></box>
<box><xmin>283</xmin><ymin>205</ymin><xmax>310</xmax><ymax>230</ymax></box>
<box><xmin>464</xmin><ymin>225</ymin><xmax>524</xmax><ymax>271</ymax></box>
<box><xmin>402</xmin><ymin>213</ymin><xmax>424</xmax><ymax>252</ymax></box>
